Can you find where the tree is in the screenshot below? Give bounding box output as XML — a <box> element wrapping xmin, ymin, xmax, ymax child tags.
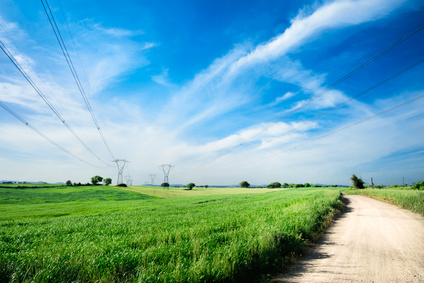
<box><xmin>161</xmin><ymin>182</ymin><xmax>169</xmax><ymax>188</ymax></box>
<box><xmin>91</xmin><ymin>175</ymin><xmax>103</xmax><ymax>185</ymax></box>
<box><xmin>267</xmin><ymin>182</ymin><xmax>281</xmax><ymax>188</ymax></box>
<box><xmin>65</xmin><ymin>180</ymin><xmax>72</xmax><ymax>186</ymax></box>
<box><xmin>186</xmin><ymin>183</ymin><xmax>195</xmax><ymax>190</ymax></box>
<box><xmin>239</xmin><ymin>181</ymin><xmax>250</xmax><ymax>188</ymax></box>
<box><xmin>103</xmin><ymin>178</ymin><xmax>112</xmax><ymax>186</ymax></box>
<box><xmin>205</xmin><ymin>185</ymin><xmax>209</xmax><ymax>189</ymax></box>
<box><xmin>350</xmin><ymin>174</ymin><xmax>365</xmax><ymax>189</ymax></box>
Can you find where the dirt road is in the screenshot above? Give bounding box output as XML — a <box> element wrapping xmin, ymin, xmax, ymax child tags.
<box><xmin>271</xmin><ymin>195</ymin><xmax>424</xmax><ymax>282</ymax></box>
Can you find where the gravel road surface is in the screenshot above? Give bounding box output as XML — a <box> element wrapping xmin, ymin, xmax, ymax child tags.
<box><xmin>271</xmin><ymin>194</ymin><xmax>424</xmax><ymax>282</ymax></box>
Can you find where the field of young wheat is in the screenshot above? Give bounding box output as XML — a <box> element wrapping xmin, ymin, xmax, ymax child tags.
<box><xmin>0</xmin><ymin>185</ymin><xmax>342</xmax><ymax>282</ymax></box>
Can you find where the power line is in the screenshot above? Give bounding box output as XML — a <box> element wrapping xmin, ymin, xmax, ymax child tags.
<box><xmin>279</xmin><ymin>21</ymin><xmax>424</xmax><ymax>120</ymax></box>
<box><xmin>40</xmin><ymin>0</ymin><xmax>116</xmax><ymax>161</ymax></box>
<box><xmin>201</xmin><ymin>56</ymin><xmax>424</xmax><ymax>173</ymax></box>
<box><xmin>0</xmin><ymin>38</ymin><xmax>110</xmax><ymax>167</ymax></box>
<box><xmin>188</xmin><ymin>21</ymin><xmax>424</xmax><ymax>173</ymax></box>
<box><xmin>0</xmin><ymin>101</ymin><xmax>104</xmax><ymax>167</ymax></box>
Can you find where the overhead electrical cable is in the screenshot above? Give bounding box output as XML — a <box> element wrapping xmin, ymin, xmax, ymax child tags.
<box><xmin>0</xmin><ymin>39</ymin><xmax>110</xmax><ymax>167</ymax></box>
<box><xmin>263</xmin><ymin>93</ymin><xmax>424</xmax><ymax>161</ymax></box>
<box><xmin>233</xmin><ymin>91</ymin><xmax>424</xmax><ymax>175</ymax></box>
<box><xmin>40</xmin><ymin>0</ymin><xmax>117</xmax><ymax>161</ymax></box>
<box><xmin>0</xmin><ymin>101</ymin><xmax>105</xmax><ymax>167</ymax></box>
<box><xmin>188</xmin><ymin>21</ymin><xmax>424</xmax><ymax>173</ymax></box>
<box><xmin>279</xmin><ymin>21</ymin><xmax>424</xmax><ymax>120</ymax></box>
<box><xmin>252</xmin><ymin>56</ymin><xmax>424</xmax><ymax>150</ymax></box>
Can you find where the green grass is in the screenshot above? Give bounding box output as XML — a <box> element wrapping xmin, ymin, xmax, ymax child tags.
<box><xmin>0</xmin><ymin>186</ymin><xmax>342</xmax><ymax>282</ymax></box>
<box><xmin>345</xmin><ymin>187</ymin><xmax>424</xmax><ymax>216</ymax></box>
<box><xmin>123</xmin><ymin>185</ymin><xmax>288</xmax><ymax>198</ymax></box>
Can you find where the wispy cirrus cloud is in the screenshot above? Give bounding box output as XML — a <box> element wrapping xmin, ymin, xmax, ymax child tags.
<box><xmin>158</xmin><ymin>0</ymin><xmax>408</xmax><ymax>137</ymax></box>
<box><xmin>93</xmin><ymin>23</ymin><xmax>144</xmax><ymax>37</ymax></box>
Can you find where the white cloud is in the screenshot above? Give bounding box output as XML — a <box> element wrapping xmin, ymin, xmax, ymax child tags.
<box><xmin>270</xmin><ymin>91</ymin><xmax>296</xmax><ymax>106</ymax></box>
<box><xmin>93</xmin><ymin>23</ymin><xmax>143</xmax><ymax>37</ymax></box>
<box><xmin>229</xmin><ymin>0</ymin><xmax>406</xmax><ymax>75</ymax></box>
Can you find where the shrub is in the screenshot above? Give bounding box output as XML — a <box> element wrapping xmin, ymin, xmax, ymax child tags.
<box><xmin>186</xmin><ymin>183</ymin><xmax>195</xmax><ymax>190</ymax></box>
<box><xmin>239</xmin><ymin>181</ymin><xmax>250</xmax><ymax>188</ymax></box>
<box><xmin>161</xmin><ymin>182</ymin><xmax>170</xmax><ymax>188</ymax></box>
<box><xmin>91</xmin><ymin>175</ymin><xmax>103</xmax><ymax>185</ymax></box>
<box><xmin>413</xmin><ymin>180</ymin><xmax>424</xmax><ymax>190</ymax></box>
<box><xmin>65</xmin><ymin>180</ymin><xmax>72</xmax><ymax>186</ymax></box>
<box><xmin>350</xmin><ymin>174</ymin><xmax>365</xmax><ymax>189</ymax></box>
<box><xmin>103</xmin><ymin>178</ymin><xmax>112</xmax><ymax>186</ymax></box>
<box><xmin>116</xmin><ymin>183</ymin><xmax>127</xmax><ymax>187</ymax></box>
<box><xmin>267</xmin><ymin>182</ymin><xmax>281</xmax><ymax>188</ymax></box>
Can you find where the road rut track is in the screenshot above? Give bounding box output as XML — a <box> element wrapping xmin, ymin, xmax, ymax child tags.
<box><xmin>271</xmin><ymin>194</ymin><xmax>424</xmax><ymax>282</ymax></box>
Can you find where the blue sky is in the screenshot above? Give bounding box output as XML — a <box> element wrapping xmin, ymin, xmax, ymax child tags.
<box><xmin>0</xmin><ymin>0</ymin><xmax>423</xmax><ymax>186</ymax></box>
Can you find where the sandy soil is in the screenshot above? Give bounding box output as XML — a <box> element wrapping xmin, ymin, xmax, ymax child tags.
<box><xmin>271</xmin><ymin>194</ymin><xmax>424</xmax><ymax>282</ymax></box>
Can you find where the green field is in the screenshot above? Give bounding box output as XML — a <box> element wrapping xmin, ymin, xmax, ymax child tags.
<box><xmin>345</xmin><ymin>187</ymin><xmax>424</xmax><ymax>216</ymax></box>
<box><xmin>0</xmin><ymin>185</ymin><xmax>342</xmax><ymax>282</ymax></box>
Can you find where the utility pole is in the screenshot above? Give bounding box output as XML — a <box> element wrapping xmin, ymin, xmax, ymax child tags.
<box><xmin>403</xmin><ymin>177</ymin><xmax>405</xmax><ymax>187</ymax></box>
<box><xmin>371</xmin><ymin>177</ymin><xmax>374</xmax><ymax>189</ymax></box>
<box><xmin>159</xmin><ymin>164</ymin><xmax>174</xmax><ymax>186</ymax></box>
<box><xmin>149</xmin><ymin>174</ymin><xmax>156</xmax><ymax>186</ymax></box>
<box><xmin>113</xmin><ymin>159</ymin><xmax>128</xmax><ymax>185</ymax></box>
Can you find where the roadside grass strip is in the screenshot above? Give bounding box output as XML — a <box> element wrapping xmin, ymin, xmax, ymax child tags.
<box><xmin>345</xmin><ymin>188</ymin><xmax>424</xmax><ymax>216</ymax></box>
<box><xmin>0</xmin><ymin>187</ymin><xmax>342</xmax><ymax>282</ymax></box>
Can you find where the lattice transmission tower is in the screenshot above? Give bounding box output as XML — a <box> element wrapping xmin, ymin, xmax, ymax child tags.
<box><xmin>149</xmin><ymin>174</ymin><xmax>156</xmax><ymax>185</ymax></box>
<box><xmin>113</xmin><ymin>159</ymin><xmax>128</xmax><ymax>184</ymax></box>
<box><xmin>125</xmin><ymin>175</ymin><xmax>133</xmax><ymax>186</ymax></box>
<box><xmin>159</xmin><ymin>164</ymin><xmax>174</xmax><ymax>185</ymax></box>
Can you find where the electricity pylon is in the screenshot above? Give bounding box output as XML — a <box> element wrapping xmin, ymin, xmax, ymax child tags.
<box><xmin>113</xmin><ymin>159</ymin><xmax>128</xmax><ymax>185</ymax></box>
<box><xmin>159</xmin><ymin>164</ymin><xmax>174</xmax><ymax>185</ymax></box>
<box><xmin>149</xmin><ymin>174</ymin><xmax>156</xmax><ymax>185</ymax></box>
<box><xmin>125</xmin><ymin>175</ymin><xmax>133</xmax><ymax>186</ymax></box>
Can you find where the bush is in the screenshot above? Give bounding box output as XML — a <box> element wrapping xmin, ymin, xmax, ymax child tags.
<box><xmin>413</xmin><ymin>180</ymin><xmax>424</xmax><ymax>190</ymax></box>
<box><xmin>350</xmin><ymin>174</ymin><xmax>365</xmax><ymax>189</ymax></box>
<box><xmin>267</xmin><ymin>182</ymin><xmax>281</xmax><ymax>188</ymax></box>
<box><xmin>186</xmin><ymin>183</ymin><xmax>195</xmax><ymax>190</ymax></box>
<box><xmin>161</xmin><ymin>182</ymin><xmax>169</xmax><ymax>188</ymax></box>
<box><xmin>239</xmin><ymin>181</ymin><xmax>250</xmax><ymax>188</ymax></box>
<box><xmin>65</xmin><ymin>180</ymin><xmax>72</xmax><ymax>186</ymax></box>
<box><xmin>91</xmin><ymin>175</ymin><xmax>103</xmax><ymax>185</ymax></box>
<box><xmin>116</xmin><ymin>183</ymin><xmax>127</xmax><ymax>187</ymax></box>
<box><xmin>103</xmin><ymin>178</ymin><xmax>112</xmax><ymax>186</ymax></box>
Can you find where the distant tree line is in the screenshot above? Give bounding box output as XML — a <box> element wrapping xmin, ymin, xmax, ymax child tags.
<box><xmin>238</xmin><ymin>180</ymin><xmax>339</xmax><ymax>189</ymax></box>
<box><xmin>65</xmin><ymin>176</ymin><xmax>112</xmax><ymax>187</ymax></box>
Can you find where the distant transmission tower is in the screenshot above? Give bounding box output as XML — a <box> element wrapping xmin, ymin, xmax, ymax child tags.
<box><xmin>113</xmin><ymin>159</ymin><xmax>128</xmax><ymax>184</ymax></box>
<box><xmin>149</xmin><ymin>174</ymin><xmax>156</xmax><ymax>185</ymax></box>
<box><xmin>159</xmin><ymin>164</ymin><xmax>174</xmax><ymax>185</ymax></box>
<box><xmin>125</xmin><ymin>175</ymin><xmax>133</xmax><ymax>186</ymax></box>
